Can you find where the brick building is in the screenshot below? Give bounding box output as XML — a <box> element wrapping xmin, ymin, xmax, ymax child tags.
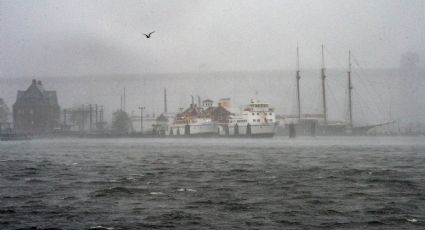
<box><xmin>13</xmin><ymin>79</ymin><xmax>60</xmax><ymax>134</ymax></box>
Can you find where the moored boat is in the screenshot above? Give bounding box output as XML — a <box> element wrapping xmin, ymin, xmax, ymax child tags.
<box><xmin>168</xmin><ymin>101</ymin><xmax>217</xmax><ymax>137</ymax></box>
<box><xmin>169</xmin><ymin>117</ymin><xmax>217</xmax><ymax>137</ymax></box>
<box><xmin>221</xmin><ymin>99</ymin><xmax>278</xmax><ymax>137</ymax></box>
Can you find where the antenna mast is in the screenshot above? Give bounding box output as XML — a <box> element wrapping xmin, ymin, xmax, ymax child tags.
<box><xmin>296</xmin><ymin>46</ymin><xmax>301</xmax><ymax>121</ymax></box>
<box><xmin>347</xmin><ymin>50</ymin><xmax>353</xmax><ymax>130</ymax></box>
<box><xmin>321</xmin><ymin>44</ymin><xmax>328</xmax><ymax>126</ymax></box>
<box><xmin>164</xmin><ymin>88</ymin><xmax>168</xmax><ymax>113</ymax></box>
<box><xmin>120</xmin><ymin>95</ymin><xmax>123</xmax><ymax>112</ymax></box>
<box><xmin>123</xmin><ymin>87</ymin><xmax>126</xmax><ymax>113</ymax></box>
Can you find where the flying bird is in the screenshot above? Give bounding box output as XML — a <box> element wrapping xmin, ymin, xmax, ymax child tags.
<box><xmin>143</xmin><ymin>31</ymin><xmax>155</xmax><ymax>38</ymax></box>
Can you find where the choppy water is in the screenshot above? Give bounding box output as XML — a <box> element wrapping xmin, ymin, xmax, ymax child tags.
<box><xmin>1</xmin><ymin>136</ymin><xmax>425</xmax><ymax>229</ymax></box>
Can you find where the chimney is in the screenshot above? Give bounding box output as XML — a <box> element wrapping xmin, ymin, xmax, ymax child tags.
<box><xmin>191</xmin><ymin>95</ymin><xmax>194</xmax><ymax>107</ymax></box>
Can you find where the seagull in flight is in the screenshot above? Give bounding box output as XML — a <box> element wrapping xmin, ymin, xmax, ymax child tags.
<box><xmin>143</xmin><ymin>31</ymin><xmax>155</xmax><ymax>38</ymax></box>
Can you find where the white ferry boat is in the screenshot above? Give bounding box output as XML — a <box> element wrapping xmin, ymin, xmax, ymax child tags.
<box><xmin>223</xmin><ymin>99</ymin><xmax>278</xmax><ymax>137</ymax></box>
<box><xmin>168</xmin><ymin>105</ymin><xmax>217</xmax><ymax>137</ymax></box>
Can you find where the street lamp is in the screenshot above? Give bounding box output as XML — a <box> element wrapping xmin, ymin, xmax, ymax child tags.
<box><xmin>138</xmin><ymin>106</ymin><xmax>145</xmax><ymax>135</ymax></box>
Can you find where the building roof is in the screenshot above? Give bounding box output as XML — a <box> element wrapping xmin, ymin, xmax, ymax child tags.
<box><xmin>156</xmin><ymin>113</ymin><xmax>169</xmax><ymax>122</ymax></box>
<box><xmin>204</xmin><ymin>106</ymin><xmax>217</xmax><ymax>113</ymax></box>
<box><xmin>15</xmin><ymin>80</ymin><xmax>59</xmax><ymax>107</ymax></box>
<box><xmin>204</xmin><ymin>106</ymin><xmax>234</xmax><ymax>115</ymax></box>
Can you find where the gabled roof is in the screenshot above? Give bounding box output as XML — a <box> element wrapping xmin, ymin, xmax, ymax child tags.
<box><xmin>213</xmin><ymin>106</ymin><xmax>232</xmax><ymax>114</ymax></box>
<box><xmin>204</xmin><ymin>106</ymin><xmax>233</xmax><ymax>115</ymax></box>
<box><xmin>180</xmin><ymin>105</ymin><xmax>203</xmax><ymax>116</ymax></box>
<box><xmin>204</xmin><ymin>106</ymin><xmax>217</xmax><ymax>113</ymax></box>
<box><xmin>15</xmin><ymin>80</ymin><xmax>59</xmax><ymax>107</ymax></box>
<box><xmin>156</xmin><ymin>113</ymin><xmax>169</xmax><ymax>122</ymax></box>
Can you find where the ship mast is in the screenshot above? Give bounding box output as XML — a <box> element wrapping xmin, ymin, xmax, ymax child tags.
<box><xmin>321</xmin><ymin>45</ymin><xmax>328</xmax><ymax>126</ymax></box>
<box><xmin>347</xmin><ymin>50</ymin><xmax>353</xmax><ymax>130</ymax></box>
<box><xmin>296</xmin><ymin>46</ymin><xmax>301</xmax><ymax>121</ymax></box>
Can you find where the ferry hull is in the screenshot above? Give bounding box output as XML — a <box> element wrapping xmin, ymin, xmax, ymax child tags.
<box><xmin>223</xmin><ymin>123</ymin><xmax>277</xmax><ymax>137</ymax></box>
<box><xmin>168</xmin><ymin>123</ymin><xmax>217</xmax><ymax>137</ymax></box>
<box><xmin>167</xmin><ymin>123</ymin><xmax>277</xmax><ymax>137</ymax></box>
<box><xmin>249</xmin><ymin>124</ymin><xmax>277</xmax><ymax>136</ymax></box>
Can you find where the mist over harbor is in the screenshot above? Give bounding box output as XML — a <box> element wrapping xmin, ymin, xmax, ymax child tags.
<box><xmin>1</xmin><ymin>67</ymin><xmax>424</xmax><ymax>129</ymax></box>
<box><xmin>1</xmin><ymin>0</ymin><xmax>425</xmax><ymax>134</ymax></box>
<box><xmin>2</xmin><ymin>1</ymin><xmax>425</xmax><ymax>229</ymax></box>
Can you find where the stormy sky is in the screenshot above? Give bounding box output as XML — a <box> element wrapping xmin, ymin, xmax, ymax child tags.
<box><xmin>1</xmin><ymin>0</ymin><xmax>424</xmax><ymax>77</ymax></box>
<box><xmin>1</xmin><ymin>0</ymin><xmax>424</xmax><ymax>127</ymax></box>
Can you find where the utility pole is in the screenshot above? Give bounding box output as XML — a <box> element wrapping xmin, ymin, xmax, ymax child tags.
<box><xmin>100</xmin><ymin>105</ymin><xmax>104</xmax><ymax>122</ymax></box>
<box><xmin>164</xmin><ymin>88</ymin><xmax>168</xmax><ymax>113</ymax></box>
<box><xmin>321</xmin><ymin>44</ymin><xmax>328</xmax><ymax>126</ymax></box>
<box><xmin>63</xmin><ymin>109</ymin><xmax>67</xmax><ymax>126</ymax></box>
<box><xmin>89</xmin><ymin>104</ymin><xmax>93</xmax><ymax>130</ymax></box>
<box><xmin>95</xmin><ymin>104</ymin><xmax>98</xmax><ymax>129</ymax></box>
<box><xmin>81</xmin><ymin>104</ymin><xmax>85</xmax><ymax>132</ymax></box>
<box><xmin>123</xmin><ymin>87</ymin><xmax>126</xmax><ymax>113</ymax></box>
<box><xmin>139</xmin><ymin>106</ymin><xmax>145</xmax><ymax>134</ymax></box>
<box><xmin>347</xmin><ymin>50</ymin><xmax>353</xmax><ymax>130</ymax></box>
<box><xmin>296</xmin><ymin>46</ymin><xmax>301</xmax><ymax>121</ymax></box>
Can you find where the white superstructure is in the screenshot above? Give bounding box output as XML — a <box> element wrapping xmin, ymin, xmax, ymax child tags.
<box><xmin>223</xmin><ymin>99</ymin><xmax>278</xmax><ymax>137</ymax></box>
<box><xmin>168</xmin><ymin>104</ymin><xmax>217</xmax><ymax>136</ymax></box>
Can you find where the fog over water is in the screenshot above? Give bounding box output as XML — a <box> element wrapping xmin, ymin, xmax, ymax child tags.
<box><xmin>1</xmin><ymin>69</ymin><xmax>424</xmax><ymax>126</ymax></box>
<box><xmin>1</xmin><ymin>0</ymin><xmax>424</xmax><ymax>127</ymax></box>
<box><xmin>1</xmin><ymin>1</ymin><xmax>425</xmax><ymax>229</ymax></box>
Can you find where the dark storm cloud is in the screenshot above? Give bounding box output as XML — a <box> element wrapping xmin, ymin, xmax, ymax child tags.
<box><xmin>0</xmin><ymin>0</ymin><xmax>424</xmax><ymax>126</ymax></box>
<box><xmin>1</xmin><ymin>0</ymin><xmax>424</xmax><ymax>78</ymax></box>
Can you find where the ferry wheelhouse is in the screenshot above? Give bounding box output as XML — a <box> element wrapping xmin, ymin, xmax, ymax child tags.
<box><xmin>225</xmin><ymin>99</ymin><xmax>278</xmax><ymax>137</ymax></box>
